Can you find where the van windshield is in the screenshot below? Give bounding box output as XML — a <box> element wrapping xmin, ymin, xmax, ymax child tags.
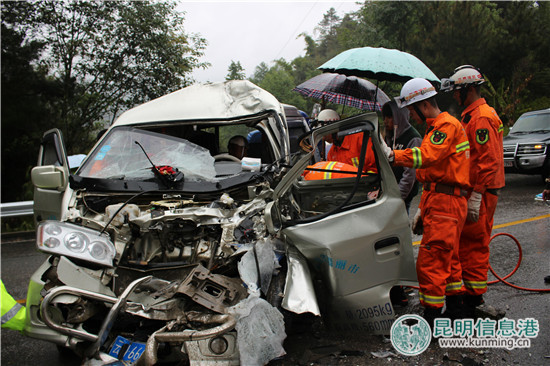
<box><xmin>78</xmin><ymin>127</ymin><xmax>217</xmax><ymax>182</ymax></box>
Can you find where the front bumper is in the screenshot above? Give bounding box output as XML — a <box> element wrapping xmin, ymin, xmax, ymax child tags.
<box><xmin>23</xmin><ymin>260</ymin><xmax>239</xmax><ymax>365</ymax></box>
<box><xmin>504</xmin><ymin>154</ymin><xmax>546</xmax><ymax>172</ymax></box>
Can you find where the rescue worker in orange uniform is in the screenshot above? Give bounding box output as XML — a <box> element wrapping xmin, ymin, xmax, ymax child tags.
<box><xmin>388</xmin><ymin>78</ymin><xmax>470</xmax><ymax>327</ymax></box>
<box><xmin>440</xmin><ymin>66</ymin><xmax>505</xmax><ymax>318</ymax></box>
<box><xmin>302</xmin><ymin>161</ymin><xmax>358</xmax><ymax>180</ymax></box>
<box><xmin>318</xmin><ymin>109</ymin><xmax>378</xmax><ymax>174</ymax></box>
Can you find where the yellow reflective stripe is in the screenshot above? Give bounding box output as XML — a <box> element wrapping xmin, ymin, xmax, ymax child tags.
<box><xmin>445</xmin><ymin>281</ymin><xmax>463</xmax><ymax>292</ymax></box>
<box><xmin>456</xmin><ymin>141</ymin><xmax>470</xmax><ymax>153</ymax></box>
<box><xmin>351</xmin><ymin>157</ymin><xmax>359</xmax><ymax>168</ymax></box>
<box><xmin>498</xmin><ymin>124</ymin><xmax>504</xmax><ymax>133</ymax></box>
<box><xmin>464</xmin><ymin>280</ymin><xmax>487</xmax><ymax>289</ymax></box>
<box><xmin>324</xmin><ymin>162</ymin><xmax>336</xmax><ymax>179</ymax></box>
<box><xmin>412</xmin><ymin>147</ymin><xmax>422</xmax><ymax>168</ymax></box>
<box><xmin>419</xmin><ymin>291</ymin><xmax>445</xmax><ymax>305</ymax></box>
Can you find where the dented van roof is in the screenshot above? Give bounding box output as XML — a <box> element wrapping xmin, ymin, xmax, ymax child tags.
<box><xmin>113</xmin><ymin>80</ymin><xmax>286</xmax><ymax>126</ymax></box>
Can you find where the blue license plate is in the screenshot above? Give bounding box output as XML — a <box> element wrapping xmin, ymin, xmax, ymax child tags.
<box><xmin>108</xmin><ymin>335</ymin><xmax>146</xmax><ymax>362</ymax></box>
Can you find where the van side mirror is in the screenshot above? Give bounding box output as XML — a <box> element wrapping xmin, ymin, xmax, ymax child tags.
<box><xmin>31</xmin><ymin>165</ymin><xmax>68</xmax><ymax>191</ymax></box>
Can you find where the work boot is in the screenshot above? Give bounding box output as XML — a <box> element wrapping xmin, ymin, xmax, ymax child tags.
<box><xmin>463</xmin><ymin>294</ymin><xmax>483</xmax><ymax>319</ymax></box>
<box><xmin>442</xmin><ymin>295</ymin><xmax>463</xmax><ymax>320</ymax></box>
<box><xmin>390</xmin><ymin>286</ymin><xmax>409</xmax><ymax>307</ymax></box>
<box><xmin>422</xmin><ymin>307</ymin><xmax>442</xmax><ymax>330</ymax></box>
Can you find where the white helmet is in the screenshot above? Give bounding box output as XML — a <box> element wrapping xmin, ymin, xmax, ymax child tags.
<box><xmin>440</xmin><ymin>65</ymin><xmax>485</xmax><ymax>92</ymax></box>
<box><xmin>395</xmin><ymin>78</ymin><xmax>437</xmax><ymax>108</ymax></box>
<box><xmin>317</xmin><ymin>109</ymin><xmax>340</xmax><ymax>122</ymax></box>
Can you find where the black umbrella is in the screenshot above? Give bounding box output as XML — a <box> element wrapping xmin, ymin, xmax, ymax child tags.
<box><xmin>293</xmin><ymin>73</ymin><xmax>390</xmax><ymax>112</ymax></box>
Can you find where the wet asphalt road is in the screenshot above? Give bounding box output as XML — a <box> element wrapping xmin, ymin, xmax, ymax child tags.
<box><xmin>1</xmin><ymin>173</ymin><xmax>549</xmax><ymax>366</ymax></box>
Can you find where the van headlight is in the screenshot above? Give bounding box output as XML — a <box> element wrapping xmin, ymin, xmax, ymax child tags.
<box><xmin>37</xmin><ymin>221</ymin><xmax>115</xmax><ymax>267</ymax></box>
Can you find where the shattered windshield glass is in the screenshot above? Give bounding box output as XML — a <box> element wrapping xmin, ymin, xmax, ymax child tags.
<box><xmin>78</xmin><ymin>127</ymin><xmax>217</xmax><ymax>182</ymax></box>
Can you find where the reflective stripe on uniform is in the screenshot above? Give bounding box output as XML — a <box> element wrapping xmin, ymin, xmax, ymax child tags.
<box><xmin>412</xmin><ymin>147</ymin><xmax>422</xmax><ymax>168</ymax></box>
<box><xmin>456</xmin><ymin>141</ymin><xmax>470</xmax><ymax>153</ymax></box>
<box><xmin>445</xmin><ymin>281</ymin><xmax>464</xmax><ymax>293</ymax></box>
<box><xmin>419</xmin><ymin>291</ymin><xmax>445</xmax><ymax>306</ymax></box>
<box><xmin>1</xmin><ymin>302</ymin><xmax>23</xmax><ymax>325</ymax></box>
<box><xmin>498</xmin><ymin>123</ymin><xmax>504</xmax><ymax>133</ymax></box>
<box><xmin>464</xmin><ymin>280</ymin><xmax>487</xmax><ymax>290</ymax></box>
<box><xmin>324</xmin><ymin>162</ymin><xmax>337</xmax><ymax>179</ymax></box>
<box><xmin>351</xmin><ymin>157</ymin><xmax>359</xmax><ymax>168</ymax></box>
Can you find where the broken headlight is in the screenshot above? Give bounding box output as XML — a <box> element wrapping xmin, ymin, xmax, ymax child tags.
<box><xmin>37</xmin><ymin>221</ymin><xmax>116</xmax><ymax>267</ymax></box>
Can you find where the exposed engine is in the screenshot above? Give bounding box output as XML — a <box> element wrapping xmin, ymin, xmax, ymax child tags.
<box><xmin>36</xmin><ymin>182</ymin><xmax>286</xmax><ymax>365</ymax></box>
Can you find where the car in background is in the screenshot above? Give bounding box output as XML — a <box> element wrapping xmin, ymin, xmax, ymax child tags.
<box><xmin>503</xmin><ymin>108</ymin><xmax>550</xmax><ymax>182</ymax></box>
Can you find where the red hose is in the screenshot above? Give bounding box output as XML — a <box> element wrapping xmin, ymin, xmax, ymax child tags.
<box><xmin>488</xmin><ymin>232</ymin><xmax>550</xmax><ymax>292</ymax></box>
<box><xmin>405</xmin><ymin>232</ymin><xmax>550</xmax><ymax>292</ymax></box>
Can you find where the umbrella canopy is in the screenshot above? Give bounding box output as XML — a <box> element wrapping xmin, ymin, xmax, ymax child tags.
<box><xmin>293</xmin><ymin>73</ymin><xmax>391</xmax><ymax>112</ymax></box>
<box><xmin>318</xmin><ymin>47</ymin><xmax>440</xmax><ymax>83</ymax></box>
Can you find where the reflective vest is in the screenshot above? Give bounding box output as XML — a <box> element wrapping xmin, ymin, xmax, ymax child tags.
<box><xmin>1</xmin><ymin>280</ymin><xmax>26</xmax><ymax>332</ymax></box>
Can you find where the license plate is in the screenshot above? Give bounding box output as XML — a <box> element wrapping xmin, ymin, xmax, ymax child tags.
<box><xmin>504</xmin><ymin>161</ymin><xmax>514</xmax><ymax>167</ymax></box>
<box><xmin>108</xmin><ymin>335</ymin><xmax>146</xmax><ymax>362</ymax></box>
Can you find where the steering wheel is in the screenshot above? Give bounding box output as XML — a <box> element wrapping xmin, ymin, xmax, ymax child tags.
<box><xmin>213</xmin><ymin>153</ymin><xmax>242</xmax><ymax>163</ymax></box>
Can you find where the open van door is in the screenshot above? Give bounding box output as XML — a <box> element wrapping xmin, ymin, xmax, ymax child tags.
<box><xmin>267</xmin><ymin>113</ymin><xmax>417</xmax><ymax>334</ymax></box>
<box><xmin>31</xmin><ymin>129</ymin><xmax>70</xmax><ymax>223</ymax></box>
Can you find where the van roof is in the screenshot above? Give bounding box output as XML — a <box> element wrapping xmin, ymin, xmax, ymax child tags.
<box><xmin>113</xmin><ymin>80</ymin><xmax>285</xmax><ymax>126</ymax></box>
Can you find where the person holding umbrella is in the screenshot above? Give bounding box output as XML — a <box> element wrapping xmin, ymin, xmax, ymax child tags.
<box><xmin>440</xmin><ymin>65</ymin><xmax>505</xmax><ymax>318</ymax></box>
<box><xmin>382</xmin><ymin>101</ymin><xmax>422</xmax><ymax>214</ymax></box>
<box><xmin>388</xmin><ymin>78</ymin><xmax>471</xmax><ymax>327</ymax></box>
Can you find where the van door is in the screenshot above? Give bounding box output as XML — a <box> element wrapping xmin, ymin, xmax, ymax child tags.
<box><xmin>31</xmin><ymin>129</ymin><xmax>70</xmax><ymax>222</ymax></box>
<box><xmin>270</xmin><ymin>113</ymin><xmax>417</xmax><ymax>335</ymax></box>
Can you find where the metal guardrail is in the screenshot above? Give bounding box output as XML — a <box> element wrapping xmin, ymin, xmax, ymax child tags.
<box><xmin>0</xmin><ymin>201</ymin><xmax>34</xmax><ymax>218</ymax></box>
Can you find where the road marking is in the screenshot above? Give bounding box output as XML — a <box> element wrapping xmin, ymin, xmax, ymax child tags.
<box><xmin>492</xmin><ymin>213</ymin><xmax>550</xmax><ymax>229</ymax></box>
<box><xmin>413</xmin><ymin>213</ymin><xmax>550</xmax><ymax>245</ymax></box>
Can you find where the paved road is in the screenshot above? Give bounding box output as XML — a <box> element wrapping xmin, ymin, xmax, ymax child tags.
<box><xmin>1</xmin><ymin>173</ymin><xmax>549</xmax><ymax>365</ymax></box>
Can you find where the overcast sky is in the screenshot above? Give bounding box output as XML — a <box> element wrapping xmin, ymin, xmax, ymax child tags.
<box><xmin>179</xmin><ymin>1</ymin><xmax>362</xmax><ymax>83</ymax></box>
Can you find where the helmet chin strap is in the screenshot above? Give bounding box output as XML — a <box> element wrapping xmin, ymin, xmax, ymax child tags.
<box><xmin>459</xmin><ymin>86</ymin><xmax>469</xmax><ymax>106</ymax></box>
<box><xmin>413</xmin><ymin>103</ymin><xmax>426</xmax><ymax>123</ymax></box>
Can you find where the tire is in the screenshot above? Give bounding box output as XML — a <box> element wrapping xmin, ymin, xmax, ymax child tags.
<box><xmin>541</xmin><ymin>157</ymin><xmax>550</xmax><ymax>183</ymax></box>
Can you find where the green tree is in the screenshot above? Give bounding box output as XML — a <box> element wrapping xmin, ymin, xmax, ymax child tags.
<box><xmin>4</xmin><ymin>0</ymin><xmax>207</xmax><ymax>153</ymax></box>
<box><xmin>225</xmin><ymin>60</ymin><xmax>246</xmax><ymax>80</ymax></box>
<box><xmin>252</xmin><ymin>59</ymin><xmax>308</xmax><ymax>111</ymax></box>
<box><xmin>1</xmin><ymin>7</ymin><xmax>61</xmax><ymax>202</ymax></box>
<box><xmin>1</xmin><ymin>0</ymin><xmax>207</xmax><ymax>203</ymax></box>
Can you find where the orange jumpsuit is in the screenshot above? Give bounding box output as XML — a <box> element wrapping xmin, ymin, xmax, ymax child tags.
<box><xmin>303</xmin><ymin>161</ymin><xmax>358</xmax><ymax>180</ymax></box>
<box><xmin>394</xmin><ymin>112</ymin><xmax>470</xmax><ymax>309</ymax></box>
<box><xmin>327</xmin><ymin>133</ymin><xmax>378</xmax><ymax>174</ymax></box>
<box><xmin>459</xmin><ymin>98</ymin><xmax>505</xmax><ymax>296</ymax></box>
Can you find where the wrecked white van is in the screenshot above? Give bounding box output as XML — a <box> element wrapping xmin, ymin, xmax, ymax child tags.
<box><xmin>26</xmin><ymin>80</ymin><xmax>416</xmax><ymax>365</ymax></box>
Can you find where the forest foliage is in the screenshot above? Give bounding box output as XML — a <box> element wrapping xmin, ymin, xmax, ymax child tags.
<box><xmin>2</xmin><ymin>1</ymin><xmax>549</xmax><ymax>205</ymax></box>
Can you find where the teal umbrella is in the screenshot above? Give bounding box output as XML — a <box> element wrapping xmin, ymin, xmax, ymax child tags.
<box><xmin>318</xmin><ymin>47</ymin><xmax>440</xmax><ymax>83</ymax></box>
